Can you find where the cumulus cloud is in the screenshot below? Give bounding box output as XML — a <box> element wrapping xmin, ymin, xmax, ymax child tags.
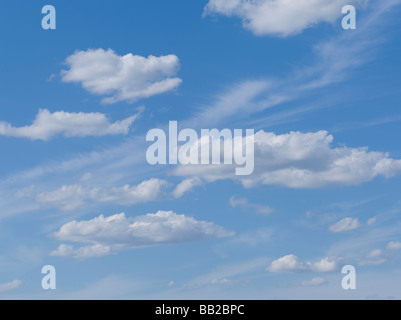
<box><xmin>329</xmin><ymin>217</ymin><xmax>361</xmax><ymax>233</ymax></box>
<box><xmin>0</xmin><ymin>109</ymin><xmax>141</xmax><ymax>141</ymax></box>
<box><xmin>0</xmin><ymin>280</ymin><xmax>22</xmax><ymax>292</ymax></box>
<box><xmin>52</xmin><ymin>211</ymin><xmax>233</xmax><ymax>258</ymax></box>
<box><xmin>229</xmin><ymin>196</ymin><xmax>274</xmax><ymax>215</ymax></box>
<box><xmin>204</xmin><ymin>0</ymin><xmax>366</xmax><ymax>37</ymax></box>
<box><xmin>172</xmin><ymin>177</ymin><xmax>203</xmax><ymax>199</ymax></box>
<box><xmin>174</xmin><ymin>130</ymin><xmax>401</xmax><ymax>189</ymax></box>
<box><xmin>267</xmin><ymin>254</ymin><xmax>338</xmax><ymax>273</ymax></box>
<box><xmin>36</xmin><ymin>178</ymin><xmax>168</xmax><ymax>211</ymax></box>
<box><xmin>267</xmin><ymin>254</ymin><xmax>306</xmax><ymax>273</ymax></box>
<box><xmin>61</xmin><ymin>49</ymin><xmax>182</xmax><ymax>104</ymax></box>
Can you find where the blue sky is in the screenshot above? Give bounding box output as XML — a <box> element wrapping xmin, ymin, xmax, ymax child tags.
<box><xmin>1</xmin><ymin>0</ymin><xmax>401</xmax><ymax>299</ymax></box>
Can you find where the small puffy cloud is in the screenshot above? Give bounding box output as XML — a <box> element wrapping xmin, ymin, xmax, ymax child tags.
<box><xmin>61</xmin><ymin>48</ymin><xmax>182</xmax><ymax>104</ymax></box>
<box><xmin>37</xmin><ymin>178</ymin><xmax>168</xmax><ymax>211</ymax></box>
<box><xmin>301</xmin><ymin>277</ymin><xmax>328</xmax><ymax>287</ymax></box>
<box><xmin>329</xmin><ymin>218</ymin><xmax>361</xmax><ymax>233</ymax></box>
<box><xmin>0</xmin><ymin>280</ymin><xmax>22</xmax><ymax>292</ymax></box>
<box><xmin>52</xmin><ymin>211</ymin><xmax>233</xmax><ymax>258</ymax></box>
<box><xmin>175</xmin><ymin>130</ymin><xmax>401</xmax><ymax>189</ymax></box>
<box><xmin>267</xmin><ymin>254</ymin><xmax>338</xmax><ymax>273</ymax></box>
<box><xmin>267</xmin><ymin>254</ymin><xmax>306</xmax><ymax>273</ymax></box>
<box><xmin>229</xmin><ymin>196</ymin><xmax>274</xmax><ymax>215</ymax></box>
<box><xmin>51</xmin><ymin>244</ymin><xmax>111</xmax><ymax>259</ymax></box>
<box><xmin>204</xmin><ymin>0</ymin><xmax>365</xmax><ymax>37</ymax></box>
<box><xmin>387</xmin><ymin>242</ymin><xmax>401</xmax><ymax>250</ymax></box>
<box><xmin>0</xmin><ymin>109</ymin><xmax>140</xmax><ymax>141</ymax></box>
<box><xmin>172</xmin><ymin>178</ymin><xmax>203</xmax><ymax>199</ymax></box>
<box><xmin>310</xmin><ymin>257</ymin><xmax>338</xmax><ymax>272</ymax></box>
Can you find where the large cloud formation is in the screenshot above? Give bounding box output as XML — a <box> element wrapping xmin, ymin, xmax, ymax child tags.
<box><xmin>174</xmin><ymin>130</ymin><xmax>401</xmax><ymax>188</ymax></box>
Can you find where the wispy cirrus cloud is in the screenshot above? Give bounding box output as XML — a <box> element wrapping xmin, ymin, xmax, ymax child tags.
<box><xmin>36</xmin><ymin>178</ymin><xmax>169</xmax><ymax>211</ymax></box>
<box><xmin>329</xmin><ymin>217</ymin><xmax>362</xmax><ymax>233</ymax></box>
<box><xmin>0</xmin><ymin>280</ymin><xmax>22</xmax><ymax>292</ymax></box>
<box><xmin>192</xmin><ymin>0</ymin><xmax>400</xmax><ymax>131</ymax></box>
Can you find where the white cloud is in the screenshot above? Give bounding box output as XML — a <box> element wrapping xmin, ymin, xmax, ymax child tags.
<box><xmin>172</xmin><ymin>177</ymin><xmax>203</xmax><ymax>199</ymax></box>
<box><xmin>310</xmin><ymin>257</ymin><xmax>338</xmax><ymax>272</ymax></box>
<box><xmin>229</xmin><ymin>196</ymin><xmax>274</xmax><ymax>215</ymax></box>
<box><xmin>0</xmin><ymin>280</ymin><xmax>22</xmax><ymax>292</ymax></box>
<box><xmin>175</xmin><ymin>130</ymin><xmax>401</xmax><ymax>189</ymax></box>
<box><xmin>387</xmin><ymin>241</ymin><xmax>401</xmax><ymax>250</ymax></box>
<box><xmin>329</xmin><ymin>217</ymin><xmax>361</xmax><ymax>233</ymax></box>
<box><xmin>267</xmin><ymin>254</ymin><xmax>338</xmax><ymax>273</ymax></box>
<box><xmin>267</xmin><ymin>254</ymin><xmax>306</xmax><ymax>273</ymax></box>
<box><xmin>301</xmin><ymin>277</ymin><xmax>328</xmax><ymax>287</ymax></box>
<box><xmin>204</xmin><ymin>0</ymin><xmax>366</xmax><ymax>37</ymax></box>
<box><xmin>51</xmin><ymin>244</ymin><xmax>111</xmax><ymax>259</ymax></box>
<box><xmin>52</xmin><ymin>211</ymin><xmax>233</xmax><ymax>258</ymax></box>
<box><xmin>37</xmin><ymin>178</ymin><xmax>168</xmax><ymax>211</ymax></box>
<box><xmin>359</xmin><ymin>249</ymin><xmax>386</xmax><ymax>266</ymax></box>
<box><xmin>0</xmin><ymin>108</ymin><xmax>140</xmax><ymax>140</ymax></box>
<box><xmin>61</xmin><ymin>49</ymin><xmax>182</xmax><ymax>104</ymax></box>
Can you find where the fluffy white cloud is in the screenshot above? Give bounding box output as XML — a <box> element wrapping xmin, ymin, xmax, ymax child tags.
<box><xmin>52</xmin><ymin>211</ymin><xmax>233</xmax><ymax>258</ymax></box>
<box><xmin>0</xmin><ymin>280</ymin><xmax>22</xmax><ymax>292</ymax></box>
<box><xmin>61</xmin><ymin>49</ymin><xmax>182</xmax><ymax>104</ymax></box>
<box><xmin>51</xmin><ymin>244</ymin><xmax>111</xmax><ymax>259</ymax></box>
<box><xmin>311</xmin><ymin>257</ymin><xmax>338</xmax><ymax>272</ymax></box>
<box><xmin>37</xmin><ymin>178</ymin><xmax>168</xmax><ymax>211</ymax></box>
<box><xmin>329</xmin><ymin>217</ymin><xmax>361</xmax><ymax>233</ymax></box>
<box><xmin>267</xmin><ymin>254</ymin><xmax>306</xmax><ymax>273</ymax></box>
<box><xmin>0</xmin><ymin>109</ymin><xmax>140</xmax><ymax>141</ymax></box>
<box><xmin>301</xmin><ymin>277</ymin><xmax>328</xmax><ymax>287</ymax></box>
<box><xmin>387</xmin><ymin>241</ymin><xmax>401</xmax><ymax>250</ymax></box>
<box><xmin>229</xmin><ymin>196</ymin><xmax>274</xmax><ymax>215</ymax></box>
<box><xmin>175</xmin><ymin>130</ymin><xmax>401</xmax><ymax>189</ymax></box>
<box><xmin>172</xmin><ymin>177</ymin><xmax>203</xmax><ymax>199</ymax></box>
<box><xmin>204</xmin><ymin>0</ymin><xmax>366</xmax><ymax>37</ymax></box>
<box><xmin>267</xmin><ymin>254</ymin><xmax>338</xmax><ymax>273</ymax></box>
